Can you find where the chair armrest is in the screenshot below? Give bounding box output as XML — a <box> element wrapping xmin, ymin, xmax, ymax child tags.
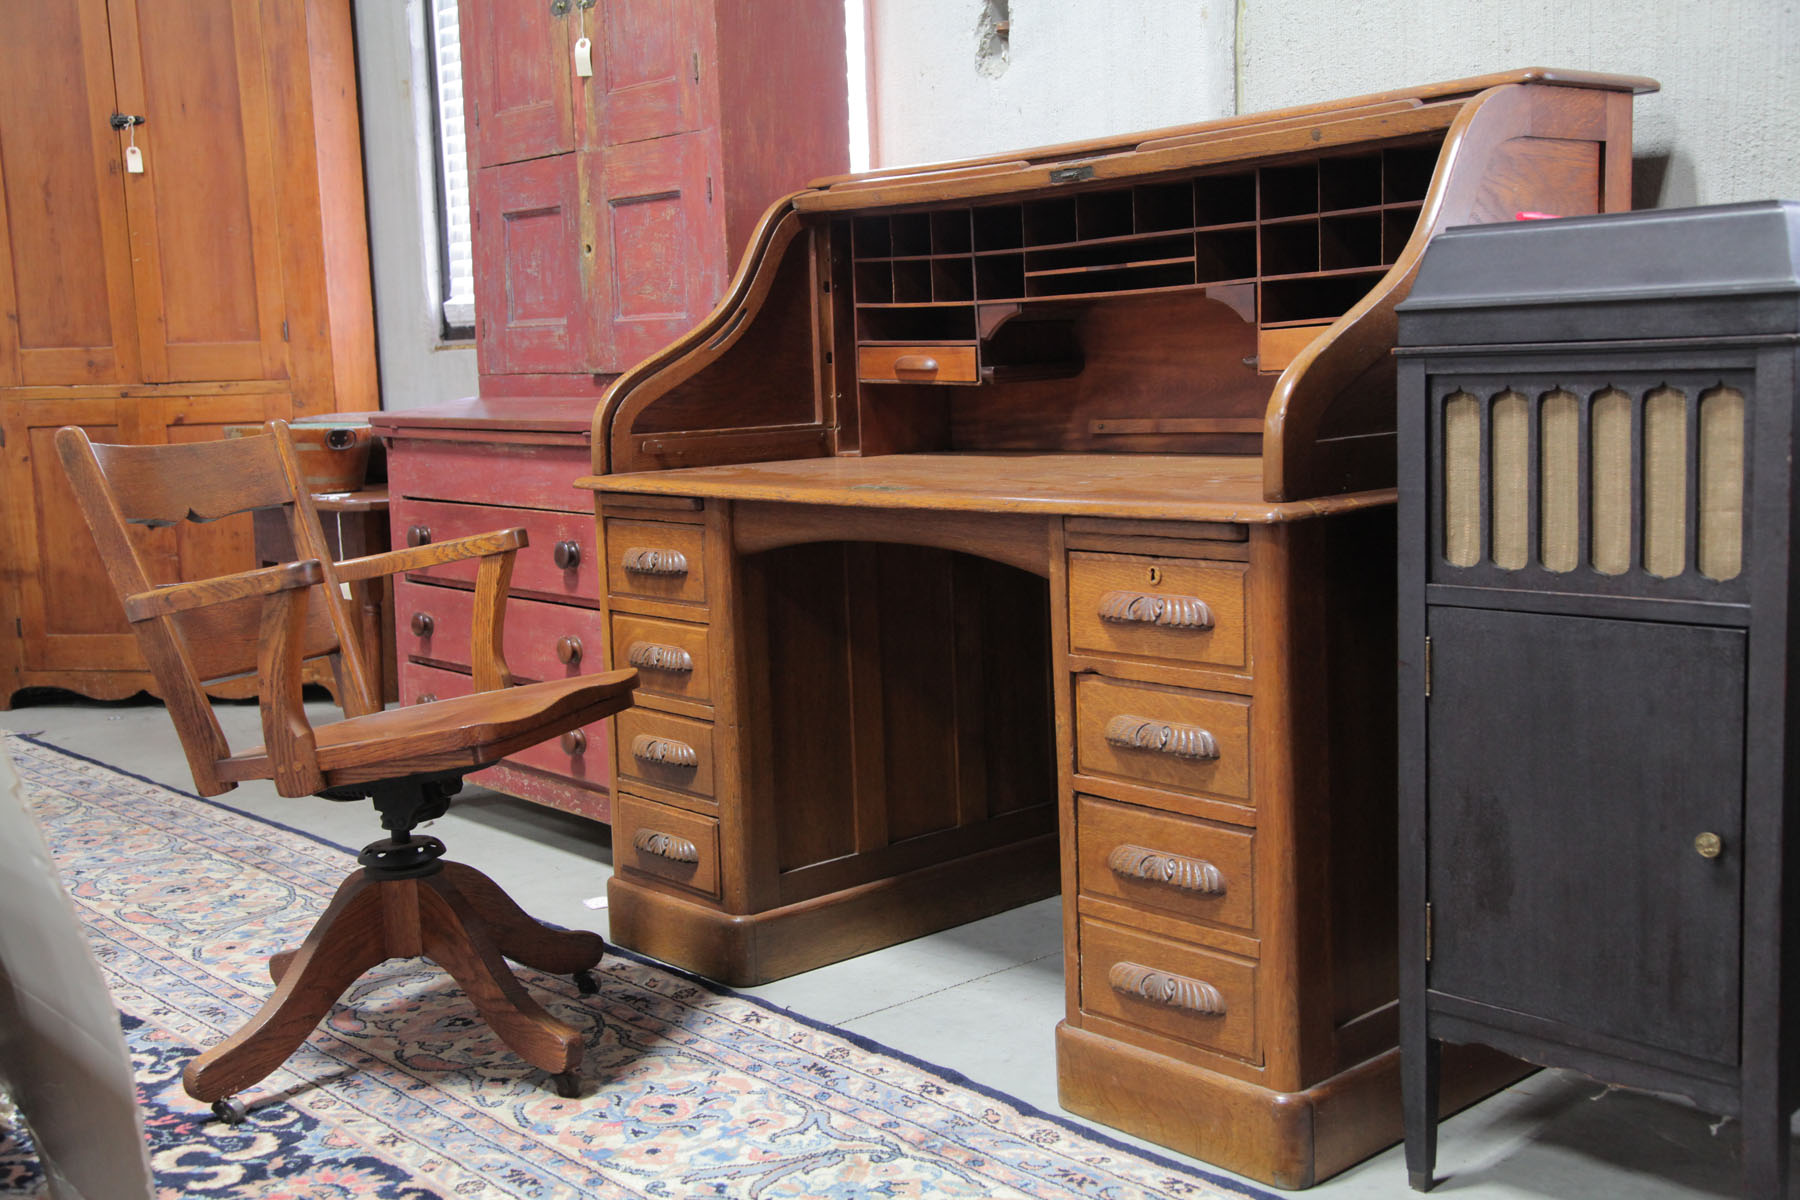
<box><xmin>334</xmin><ymin>528</ymin><xmax>528</xmax><ymax>583</ymax></box>
<box><xmin>123</xmin><ymin>559</ymin><xmax>325</xmax><ymax>623</ymax></box>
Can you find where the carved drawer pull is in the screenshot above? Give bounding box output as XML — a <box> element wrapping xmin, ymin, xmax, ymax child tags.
<box><xmin>628</xmin><ymin>641</ymin><xmax>695</xmax><ymax>673</ymax></box>
<box><xmin>892</xmin><ymin>354</ymin><xmax>940</xmax><ymax>375</ymax></box>
<box><xmin>1108</xmin><ymin>961</ymin><xmax>1226</xmax><ymax>1017</ymax></box>
<box><xmin>1104</xmin><ymin>715</ymin><xmax>1219</xmax><ymax>760</ymax></box>
<box><xmin>1097</xmin><ymin>589</ymin><xmax>1213</xmax><ymax>630</ymax></box>
<box><xmin>622</xmin><ymin>547</ymin><xmax>689</xmax><ymax>576</ymax></box>
<box><xmin>633</xmin><ymin>828</ymin><xmax>700</xmax><ymax>864</ymax></box>
<box><xmin>632</xmin><ymin>734</ymin><xmax>698</xmax><ymax>769</ymax></box>
<box><xmin>1107</xmin><ymin>844</ymin><xmax>1225</xmax><ymax>894</ymax></box>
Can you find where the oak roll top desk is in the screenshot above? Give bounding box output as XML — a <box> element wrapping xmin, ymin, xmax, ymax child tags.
<box><xmin>576</xmin><ymin>71</ymin><xmax>1654</xmax><ymax>1187</ymax></box>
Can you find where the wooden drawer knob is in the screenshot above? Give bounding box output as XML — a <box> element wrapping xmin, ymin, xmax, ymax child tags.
<box><xmin>1109</xmin><ymin>961</ymin><xmax>1226</xmax><ymax>1017</ymax></box>
<box><xmin>1104</xmin><ymin>714</ymin><xmax>1219</xmax><ymax>760</ymax></box>
<box><xmin>555</xmin><ymin>634</ymin><xmax>583</xmax><ymax>665</ymax></box>
<box><xmin>406</xmin><ymin>524</ymin><xmax>432</xmax><ymax>547</ymax></box>
<box><xmin>415</xmin><ymin>692</ymin><xmax>437</xmax><ymax>705</ymax></box>
<box><xmin>631</xmin><ymin>734</ymin><xmax>698</xmax><ymax>768</ymax></box>
<box><xmin>560</xmin><ymin>729</ymin><xmax>586</xmax><ymax>756</ymax></box>
<box><xmin>633</xmin><ymin>828</ymin><xmax>699</xmax><ymax>864</ymax></box>
<box><xmin>892</xmin><ymin>354</ymin><xmax>940</xmax><ymax>376</ymax></box>
<box><xmin>621</xmin><ymin>547</ymin><xmax>689</xmax><ymax>576</ymax></box>
<box><xmin>1097</xmin><ymin>589</ymin><xmax>1213</xmax><ymax>630</ymax></box>
<box><xmin>1107</xmin><ymin>844</ymin><xmax>1225</xmax><ymax>894</ymax></box>
<box><xmin>627</xmin><ymin>641</ymin><xmax>694</xmax><ymax>673</ymax></box>
<box><xmin>410</xmin><ymin>612</ymin><xmax>434</xmax><ymax>637</ymax></box>
<box><xmin>553</xmin><ymin>539</ymin><xmax>582</xmax><ymax>569</ymax></box>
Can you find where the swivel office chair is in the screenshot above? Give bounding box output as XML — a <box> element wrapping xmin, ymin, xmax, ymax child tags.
<box><xmin>56</xmin><ymin>421</ymin><xmax>638</xmax><ymax>1122</ymax></box>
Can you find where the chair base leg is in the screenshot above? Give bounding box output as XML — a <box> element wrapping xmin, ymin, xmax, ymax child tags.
<box><xmin>191</xmin><ymin>857</ymin><xmax>605</xmax><ymax>1109</ymax></box>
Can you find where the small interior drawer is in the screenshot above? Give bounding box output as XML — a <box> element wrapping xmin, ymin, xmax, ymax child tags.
<box><xmin>390</xmin><ymin>498</ymin><xmax>595</xmax><ymax>602</ymax></box>
<box><xmin>1077</xmin><ymin>794</ymin><xmax>1255</xmax><ymax>934</ymax></box>
<box><xmin>614</xmin><ymin>706</ymin><xmax>716</xmax><ymax>802</ymax></box>
<box><xmin>1080</xmin><ymin>916</ymin><xmax>1260</xmax><ymax>1063</ymax></box>
<box><xmin>1068</xmin><ymin>551</ymin><xmax>1248</xmax><ymax>671</ymax></box>
<box><xmin>604</xmin><ymin>518</ymin><xmax>708</xmax><ymax>607</ymax></box>
<box><xmin>1076</xmin><ymin>675</ymin><xmax>1251</xmax><ymax>801</ymax></box>
<box><xmin>611</xmin><ymin>612</ymin><xmax>712</xmax><ymax>705</ymax></box>
<box><xmin>856</xmin><ymin>344</ymin><xmax>979</xmax><ymax>384</ymax></box>
<box><xmin>613</xmin><ymin>792</ymin><xmax>721</xmax><ymax>900</ymax></box>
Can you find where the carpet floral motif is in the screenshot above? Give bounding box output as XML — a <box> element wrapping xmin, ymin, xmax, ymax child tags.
<box><xmin>1</xmin><ymin>735</ymin><xmax>1272</xmax><ymax>1200</ymax></box>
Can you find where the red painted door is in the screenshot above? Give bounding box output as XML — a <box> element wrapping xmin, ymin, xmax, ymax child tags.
<box><xmin>593</xmin><ymin>0</ymin><xmax>705</xmax><ymax>145</ymax></box>
<box><xmin>462</xmin><ymin>0</ymin><xmax>575</xmax><ymax>168</ymax></box>
<box><xmin>474</xmin><ymin>157</ymin><xmax>589</xmax><ymax>375</ymax></box>
<box><xmin>588</xmin><ymin>132</ymin><xmax>724</xmax><ymax>371</ymax></box>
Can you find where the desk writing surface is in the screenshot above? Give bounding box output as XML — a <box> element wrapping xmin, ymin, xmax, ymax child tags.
<box><xmin>580</xmin><ymin>453</ymin><xmax>1395</xmax><ymax>523</ymax></box>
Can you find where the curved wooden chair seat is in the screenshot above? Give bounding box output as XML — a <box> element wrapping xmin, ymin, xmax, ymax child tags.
<box><xmin>54</xmin><ymin>421</ymin><xmax>639</xmax><ymax>1120</ymax></box>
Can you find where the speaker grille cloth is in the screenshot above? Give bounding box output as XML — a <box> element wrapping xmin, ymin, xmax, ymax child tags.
<box><xmin>1539</xmin><ymin>390</ymin><xmax>1580</xmax><ymax>573</ymax></box>
<box><xmin>1443</xmin><ymin>392</ymin><xmax>1480</xmax><ymax>567</ymax></box>
<box><xmin>1698</xmin><ymin>385</ymin><xmax>1745</xmax><ymax>581</ymax></box>
<box><xmin>1490</xmin><ymin>391</ymin><xmax>1529</xmax><ymax>569</ymax></box>
<box><xmin>1590</xmin><ymin>388</ymin><xmax>1632</xmax><ymax>575</ymax></box>
<box><xmin>1642</xmin><ymin>386</ymin><xmax>1688</xmax><ymax>579</ymax></box>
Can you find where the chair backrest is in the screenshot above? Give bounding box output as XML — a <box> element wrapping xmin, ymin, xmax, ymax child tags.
<box><xmin>55</xmin><ymin>422</ymin><xmax>380</xmax><ymax>794</ymax></box>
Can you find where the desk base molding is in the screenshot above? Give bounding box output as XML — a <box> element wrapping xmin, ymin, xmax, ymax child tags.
<box><xmin>608</xmin><ymin>834</ymin><xmax>1060</xmax><ymax>986</ymax></box>
<box><xmin>1056</xmin><ymin>1024</ymin><xmax>1530</xmax><ymax>1189</ymax></box>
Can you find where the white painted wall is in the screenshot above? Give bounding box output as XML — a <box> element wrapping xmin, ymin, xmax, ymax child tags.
<box><xmin>351</xmin><ymin>0</ymin><xmax>479</xmax><ymax>412</ymax></box>
<box><xmin>865</xmin><ymin>0</ymin><xmax>1236</xmax><ymax>167</ymax></box>
<box><xmin>1238</xmin><ymin>0</ymin><xmax>1800</xmax><ymax>209</ymax></box>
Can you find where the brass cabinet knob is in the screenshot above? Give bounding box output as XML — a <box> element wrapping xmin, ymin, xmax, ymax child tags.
<box><xmin>410</xmin><ymin>612</ymin><xmax>434</xmax><ymax>638</ymax></box>
<box><xmin>555</xmin><ymin>634</ymin><xmax>582</xmax><ymax>665</ymax></box>
<box><xmin>561</xmin><ymin>729</ymin><xmax>586</xmax><ymax>757</ymax></box>
<box><xmin>407</xmin><ymin>524</ymin><xmax>432</xmax><ymax>547</ymax></box>
<box><xmin>553</xmin><ymin>539</ymin><xmax>582</xmax><ymax>569</ymax></box>
<box><xmin>1695</xmin><ymin>832</ymin><xmax>1723</xmax><ymax>859</ymax></box>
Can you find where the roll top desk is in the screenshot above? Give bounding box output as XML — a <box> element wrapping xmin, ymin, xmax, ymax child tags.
<box><xmin>576</xmin><ymin>70</ymin><xmax>1654</xmax><ymax>1186</ymax></box>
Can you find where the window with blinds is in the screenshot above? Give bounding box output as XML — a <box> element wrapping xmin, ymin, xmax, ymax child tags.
<box><xmin>429</xmin><ymin>0</ymin><xmax>474</xmax><ymax>332</ymax></box>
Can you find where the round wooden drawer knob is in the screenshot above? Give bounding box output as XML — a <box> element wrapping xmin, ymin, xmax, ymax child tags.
<box><xmin>406</xmin><ymin>524</ymin><xmax>432</xmax><ymax>547</ymax></box>
<box><xmin>561</xmin><ymin>730</ymin><xmax>587</xmax><ymax>757</ymax></box>
<box><xmin>410</xmin><ymin>612</ymin><xmax>434</xmax><ymax>637</ymax></box>
<box><xmin>553</xmin><ymin>539</ymin><xmax>582</xmax><ymax>569</ymax></box>
<box><xmin>555</xmin><ymin>635</ymin><xmax>582</xmax><ymax>665</ymax></box>
<box><xmin>416</xmin><ymin>693</ymin><xmax>437</xmax><ymax>705</ymax></box>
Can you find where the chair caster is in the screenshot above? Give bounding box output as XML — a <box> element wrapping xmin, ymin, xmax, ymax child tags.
<box><xmin>574</xmin><ymin>969</ymin><xmax>599</xmax><ymax>995</ymax></box>
<box><xmin>210</xmin><ymin>1097</ymin><xmax>248</xmax><ymax>1126</ymax></box>
<box><xmin>550</xmin><ymin>1071</ymin><xmax>582</xmax><ymax>1099</ymax></box>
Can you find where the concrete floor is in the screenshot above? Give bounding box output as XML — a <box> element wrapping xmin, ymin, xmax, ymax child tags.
<box><xmin>0</xmin><ymin>690</ymin><xmax>1776</xmax><ymax>1198</ymax></box>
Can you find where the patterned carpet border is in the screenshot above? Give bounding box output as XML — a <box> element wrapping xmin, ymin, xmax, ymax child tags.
<box><xmin>1</xmin><ymin>732</ymin><xmax>1280</xmax><ymax>1200</ymax></box>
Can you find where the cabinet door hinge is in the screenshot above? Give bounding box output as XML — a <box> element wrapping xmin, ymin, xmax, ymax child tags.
<box><xmin>1423</xmin><ymin>634</ymin><xmax>1432</xmax><ymax>697</ymax></box>
<box><xmin>1424</xmin><ymin>902</ymin><xmax>1433</xmax><ymax>962</ymax></box>
<box><xmin>691</xmin><ymin>50</ymin><xmax>700</xmax><ymax>84</ymax></box>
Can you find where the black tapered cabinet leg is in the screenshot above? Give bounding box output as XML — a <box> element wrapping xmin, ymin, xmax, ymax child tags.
<box><xmin>1403</xmin><ymin>1033</ymin><xmax>1440</xmax><ymax>1191</ymax></box>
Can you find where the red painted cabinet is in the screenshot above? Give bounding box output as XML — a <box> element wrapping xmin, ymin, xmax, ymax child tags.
<box><xmin>459</xmin><ymin>0</ymin><xmax>848</xmax><ymax>390</ymax></box>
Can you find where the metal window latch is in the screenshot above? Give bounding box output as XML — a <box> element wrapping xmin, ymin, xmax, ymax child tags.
<box><xmin>109</xmin><ymin>113</ymin><xmax>145</xmax><ymax>131</ymax></box>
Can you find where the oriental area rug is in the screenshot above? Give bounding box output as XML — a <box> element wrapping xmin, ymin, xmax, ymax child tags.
<box><xmin>0</xmin><ymin>734</ymin><xmax>1273</xmax><ymax>1200</ymax></box>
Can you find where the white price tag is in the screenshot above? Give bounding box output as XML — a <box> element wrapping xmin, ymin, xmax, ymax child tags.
<box><xmin>124</xmin><ymin>144</ymin><xmax>144</xmax><ymax>174</ymax></box>
<box><xmin>573</xmin><ymin>36</ymin><xmax>593</xmax><ymax>77</ymax></box>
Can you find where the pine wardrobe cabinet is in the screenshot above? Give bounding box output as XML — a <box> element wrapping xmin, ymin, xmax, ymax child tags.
<box><xmin>0</xmin><ymin>0</ymin><xmax>376</xmax><ymax>709</ymax></box>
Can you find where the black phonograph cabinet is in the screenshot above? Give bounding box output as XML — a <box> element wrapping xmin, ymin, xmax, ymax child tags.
<box><xmin>1394</xmin><ymin>202</ymin><xmax>1800</xmax><ymax>1197</ymax></box>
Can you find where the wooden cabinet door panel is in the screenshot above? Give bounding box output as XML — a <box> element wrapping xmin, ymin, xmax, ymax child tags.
<box><xmin>590</xmin><ymin>133</ymin><xmax>723</xmax><ymax>370</ymax></box>
<box><xmin>474</xmin><ymin>157</ymin><xmax>589</xmax><ymax>375</ymax></box>
<box><xmin>107</xmin><ymin>0</ymin><xmax>288</xmax><ymax>384</ymax></box>
<box><xmin>593</xmin><ymin>0</ymin><xmax>704</xmax><ymax>145</ymax></box>
<box><xmin>463</xmin><ymin>0</ymin><xmax>574</xmax><ymax>167</ymax></box>
<box><xmin>1426</xmin><ymin>607</ymin><xmax>1744</xmax><ymax>1065</ymax></box>
<box><xmin>0</xmin><ymin>0</ymin><xmax>139</xmax><ymax>386</ymax></box>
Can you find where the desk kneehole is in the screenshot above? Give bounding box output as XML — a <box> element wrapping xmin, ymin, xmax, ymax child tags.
<box><xmin>614</xmin><ymin>792</ymin><xmax>721</xmax><ymax>899</ymax></box>
<box><xmin>1075</xmin><ymin>675</ymin><xmax>1251</xmax><ymax>801</ymax></box>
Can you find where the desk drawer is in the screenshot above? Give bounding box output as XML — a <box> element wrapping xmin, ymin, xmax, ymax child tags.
<box><xmin>1068</xmin><ymin>552</ymin><xmax>1247</xmax><ymax>670</ymax></box>
<box><xmin>386</xmin><ymin>438</ymin><xmax>590</xmax><ymax>511</ymax></box>
<box><xmin>614</xmin><ymin>792</ymin><xmax>721</xmax><ymax>899</ymax></box>
<box><xmin>612</xmin><ymin>613</ymin><xmax>712</xmax><ymax>705</ymax></box>
<box><xmin>604</xmin><ymin>518</ymin><xmax>707</xmax><ymax>607</ymax></box>
<box><xmin>396</xmin><ymin>580</ymin><xmax>604</xmax><ymax>683</ymax></box>
<box><xmin>1077</xmin><ymin>795</ymin><xmax>1255</xmax><ymax>935</ymax></box>
<box><xmin>1080</xmin><ymin>917</ymin><xmax>1259</xmax><ymax>1063</ymax></box>
<box><xmin>1076</xmin><ymin>676</ymin><xmax>1250</xmax><ymax>801</ymax></box>
<box><xmin>615</xmin><ymin>706</ymin><xmax>715</xmax><ymax>802</ymax></box>
<box><xmin>398</xmin><ymin>662</ymin><xmax>612</xmax><ymax>790</ymax></box>
<box><xmin>391</xmin><ymin>498</ymin><xmax>596</xmax><ymax>602</ymax></box>
<box><xmin>857</xmin><ymin>344</ymin><xmax>979</xmax><ymax>384</ymax></box>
